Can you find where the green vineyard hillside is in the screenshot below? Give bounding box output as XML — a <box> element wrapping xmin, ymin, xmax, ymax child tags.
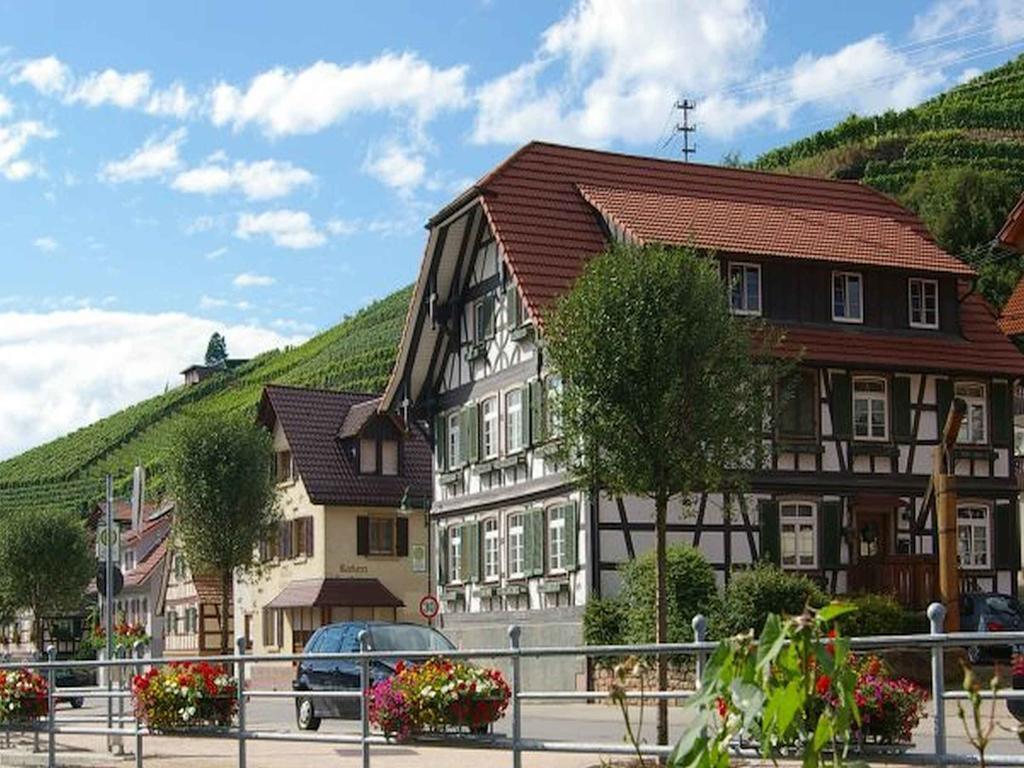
<box><xmin>753</xmin><ymin>54</ymin><xmax>1024</xmax><ymax>194</ymax></box>
<box><xmin>0</xmin><ymin>286</ymin><xmax>412</xmax><ymax>515</ymax></box>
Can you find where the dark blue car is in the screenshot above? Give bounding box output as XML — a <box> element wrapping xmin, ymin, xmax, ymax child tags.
<box><xmin>293</xmin><ymin>621</ymin><xmax>455</xmax><ymax>731</ymax></box>
<box><xmin>960</xmin><ymin>592</ymin><xmax>1024</xmax><ymax>664</ymax></box>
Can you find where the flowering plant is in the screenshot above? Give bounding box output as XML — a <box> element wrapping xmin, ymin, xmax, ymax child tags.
<box><xmin>849</xmin><ymin>655</ymin><xmax>928</xmax><ymax>744</ymax></box>
<box><xmin>0</xmin><ymin>669</ymin><xmax>48</xmax><ymax>722</ymax></box>
<box><xmin>87</xmin><ymin>617</ymin><xmax>150</xmax><ymax>652</ymax></box>
<box><xmin>131</xmin><ymin>661</ymin><xmax>237</xmax><ymax>732</ymax></box>
<box><xmin>368</xmin><ymin>658</ymin><xmax>510</xmax><ymax>739</ymax></box>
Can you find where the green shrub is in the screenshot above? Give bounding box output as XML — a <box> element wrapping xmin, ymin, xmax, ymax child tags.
<box><xmin>711</xmin><ymin>562</ymin><xmax>826</xmax><ymax>638</ymax></box>
<box><xmin>582</xmin><ymin>597</ymin><xmax>626</xmax><ymax>647</ymax></box>
<box><xmin>836</xmin><ymin>593</ymin><xmax>928</xmax><ymax>637</ymax></box>
<box><xmin>619</xmin><ymin>544</ymin><xmax>718</xmax><ymax>644</ymax></box>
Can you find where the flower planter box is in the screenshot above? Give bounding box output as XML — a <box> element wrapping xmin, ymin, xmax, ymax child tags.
<box><xmin>132</xmin><ymin>662</ymin><xmax>237</xmax><ymax>733</ymax></box>
<box><xmin>0</xmin><ymin>670</ymin><xmax>48</xmax><ymax>723</ymax></box>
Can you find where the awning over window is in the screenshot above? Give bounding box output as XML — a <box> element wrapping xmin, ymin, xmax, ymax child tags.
<box><xmin>265</xmin><ymin>578</ymin><xmax>404</xmax><ymax>609</ymax></box>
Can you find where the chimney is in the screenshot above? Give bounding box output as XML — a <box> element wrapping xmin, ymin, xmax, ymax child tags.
<box><xmin>130</xmin><ymin>465</ymin><xmax>146</xmax><ymax>531</ymax></box>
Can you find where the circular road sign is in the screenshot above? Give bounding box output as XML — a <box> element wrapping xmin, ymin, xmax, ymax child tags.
<box><xmin>419</xmin><ymin>594</ymin><xmax>440</xmax><ymax>621</ymax></box>
<box><xmin>96</xmin><ymin>565</ymin><xmax>124</xmax><ymax>597</ymax></box>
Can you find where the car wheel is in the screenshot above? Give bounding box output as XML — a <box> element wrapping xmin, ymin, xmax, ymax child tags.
<box><xmin>967</xmin><ymin>645</ymin><xmax>982</xmax><ymax>665</ymax></box>
<box><xmin>69</xmin><ymin>697</ymin><xmax>85</xmax><ymax>709</ymax></box>
<box><xmin>296</xmin><ymin>697</ymin><xmax>321</xmax><ymax>731</ymax></box>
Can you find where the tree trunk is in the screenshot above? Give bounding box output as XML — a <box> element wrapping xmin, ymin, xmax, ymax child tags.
<box><xmin>655</xmin><ymin>491</ymin><xmax>669</xmax><ymax>756</ymax></box>
<box><xmin>220</xmin><ymin>569</ymin><xmax>232</xmax><ymax>655</ymax></box>
<box><xmin>33</xmin><ymin>612</ymin><xmax>44</xmax><ymax>656</ymax></box>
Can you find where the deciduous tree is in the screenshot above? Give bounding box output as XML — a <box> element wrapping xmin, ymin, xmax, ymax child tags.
<box><xmin>545</xmin><ymin>242</ymin><xmax>783</xmax><ymax>749</ymax></box>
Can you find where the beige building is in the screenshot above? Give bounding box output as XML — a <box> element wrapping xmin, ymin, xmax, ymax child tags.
<box><xmin>159</xmin><ymin>546</ymin><xmax>232</xmax><ymax>657</ymax></box>
<box><xmin>236</xmin><ymin>385</ymin><xmax>432</xmax><ymax>686</ymax></box>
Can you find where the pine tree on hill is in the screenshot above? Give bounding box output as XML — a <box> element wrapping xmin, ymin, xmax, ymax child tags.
<box><xmin>205</xmin><ymin>332</ymin><xmax>228</xmax><ymax>367</ymax></box>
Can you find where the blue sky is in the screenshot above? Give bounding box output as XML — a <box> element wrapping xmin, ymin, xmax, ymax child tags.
<box><xmin>0</xmin><ymin>0</ymin><xmax>1022</xmax><ymax>459</ymax></box>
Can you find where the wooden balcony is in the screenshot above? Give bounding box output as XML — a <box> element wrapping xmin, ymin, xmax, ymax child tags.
<box><xmin>852</xmin><ymin>555</ymin><xmax>938</xmax><ymax>610</ymax></box>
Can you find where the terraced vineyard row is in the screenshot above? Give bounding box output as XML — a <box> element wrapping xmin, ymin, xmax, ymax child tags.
<box><xmin>0</xmin><ymin>286</ymin><xmax>413</xmax><ymax>515</ymax></box>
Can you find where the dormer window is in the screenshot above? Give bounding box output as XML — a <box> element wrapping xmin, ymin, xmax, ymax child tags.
<box><xmin>728</xmin><ymin>263</ymin><xmax>761</xmax><ymax>316</ymax></box>
<box><xmin>359</xmin><ymin>430</ymin><xmax>401</xmax><ymax>476</ymax></box>
<box><xmin>275</xmin><ymin>450</ymin><xmax>294</xmax><ymax>483</ymax></box>
<box><xmin>832</xmin><ymin>272</ymin><xmax>863</xmax><ymax>323</ymax></box>
<box><xmin>908</xmin><ymin>278</ymin><xmax>939</xmax><ymax>329</ymax></box>
<box><xmin>381</xmin><ymin>439</ymin><xmax>399</xmax><ymax>475</ymax></box>
<box><xmin>359</xmin><ymin>437</ymin><xmax>377</xmax><ymax>473</ymax></box>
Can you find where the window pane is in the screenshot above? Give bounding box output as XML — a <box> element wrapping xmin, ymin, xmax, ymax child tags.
<box><xmin>359</xmin><ymin>438</ymin><xmax>376</xmax><ymax>473</ymax></box>
<box><xmin>381</xmin><ymin>440</ymin><xmax>398</xmax><ymax>475</ymax></box>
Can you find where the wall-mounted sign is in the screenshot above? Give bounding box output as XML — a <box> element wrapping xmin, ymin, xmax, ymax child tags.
<box><xmin>95</xmin><ymin>525</ymin><xmax>121</xmax><ymax>560</ymax></box>
<box><xmin>410</xmin><ymin>544</ymin><xmax>426</xmax><ymax>573</ymax></box>
<box><xmin>339</xmin><ymin>563</ymin><xmax>369</xmax><ymax>574</ymax></box>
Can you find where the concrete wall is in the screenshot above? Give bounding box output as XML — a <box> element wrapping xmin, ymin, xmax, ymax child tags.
<box><xmin>439</xmin><ymin>606</ymin><xmax>585</xmax><ymax>692</ymax></box>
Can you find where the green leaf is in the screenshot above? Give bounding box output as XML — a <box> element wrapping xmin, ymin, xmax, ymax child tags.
<box><xmin>773</xmin><ymin>679</ymin><xmax>804</xmax><ymax>736</ymax></box>
<box><xmin>756</xmin><ymin>613</ymin><xmax>786</xmax><ymax>671</ymax></box>
<box><xmin>816</xmin><ymin>602</ymin><xmax>857</xmax><ymax>623</ymax></box>
<box><xmin>668</xmin><ymin>724</ymin><xmax>708</xmax><ymax>768</ymax></box>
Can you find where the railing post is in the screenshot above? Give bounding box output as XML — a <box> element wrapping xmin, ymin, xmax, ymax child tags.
<box><xmin>236</xmin><ymin>636</ymin><xmax>247</xmax><ymax>768</ymax></box>
<box><xmin>113</xmin><ymin>647</ymin><xmax>125</xmax><ymax>755</ymax></box>
<box><xmin>45</xmin><ymin>645</ymin><xmax>56</xmax><ymax>768</ymax></box>
<box><xmin>358</xmin><ymin>629</ymin><xmax>370</xmax><ymax>768</ymax></box>
<box><xmin>928</xmin><ymin>601</ymin><xmax>947</xmax><ymax>758</ymax></box>
<box><xmin>508</xmin><ymin>624</ymin><xmax>522</xmax><ymax>768</ymax></box>
<box><xmin>133</xmin><ymin>641</ymin><xmax>145</xmax><ymax>768</ymax></box>
<box><xmin>692</xmin><ymin>614</ymin><xmax>707</xmax><ymax>691</ymax></box>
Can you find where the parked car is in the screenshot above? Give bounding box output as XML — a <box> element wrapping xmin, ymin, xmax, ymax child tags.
<box><xmin>960</xmin><ymin>592</ymin><xmax>1024</xmax><ymax>664</ymax></box>
<box><xmin>293</xmin><ymin>621</ymin><xmax>456</xmax><ymax>731</ymax></box>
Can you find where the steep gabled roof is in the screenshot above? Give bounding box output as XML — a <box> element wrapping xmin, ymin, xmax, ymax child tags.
<box><xmin>258</xmin><ymin>385</ymin><xmax>431</xmax><ymax>507</ymax></box>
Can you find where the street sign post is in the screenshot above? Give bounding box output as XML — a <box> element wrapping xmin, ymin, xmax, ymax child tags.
<box><xmin>419</xmin><ymin>594</ymin><xmax>440</xmax><ymax>623</ymax></box>
<box><xmin>95</xmin><ymin>525</ymin><xmax>120</xmax><ymax>561</ymax></box>
<box><xmin>96</xmin><ymin>565</ymin><xmax>124</xmax><ymax>597</ymax></box>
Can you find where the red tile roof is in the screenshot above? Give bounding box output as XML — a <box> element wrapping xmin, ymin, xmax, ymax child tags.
<box><xmin>258</xmin><ymin>385</ymin><xmax>432</xmax><ymax>508</ymax></box>
<box><xmin>124</xmin><ymin>536</ymin><xmax>169</xmax><ymax>588</ymax></box>
<box><xmin>266</xmin><ymin>578</ymin><xmax>404</xmax><ymax>609</ymax></box>
<box><xmin>465</xmin><ymin>142</ymin><xmax>975</xmax><ymax>320</ymax></box>
<box><xmin>773</xmin><ymin>291</ymin><xmax>1024</xmax><ymax>375</ymax></box>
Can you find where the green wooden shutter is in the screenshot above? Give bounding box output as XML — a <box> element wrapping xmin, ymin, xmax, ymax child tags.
<box><xmin>466</xmin><ymin>523</ymin><xmax>480</xmax><ymax>583</ymax></box>
<box><xmin>529</xmin><ymin>379</ymin><xmax>545</xmax><ymax>445</ymax></box>
<box><xmin>482</xmin><ymin>295</ymin><xmax>496</xmax><ymax>338</ymax></box>
<box><xmin>434</xmin><ymin>413</ymin><xmax>447</xmax><ymax>471</ymax></box>
<box><xmin>565</xmin><ymin>502</ymin><xmax>579</xmax><ymax>570</ymax></box>
<box><xmin>465</xmin><ymin>404</ymin><xmax>480</xmax><ymax>463</ymax></box>
<box><xmin>759</xmin><ymin>499</ymin><xmax>780</xmax><ymax>565</ymax></box>
<box><xmin>993</xmin><ymin>502</ymin><xmax>1020</xmax><ymax>570</ymax></box>
<box><xmin>991</xmin><ymin>381</ymin><xmax>1012</xmax><ymax>448</ymax></box>
<box><xmin>936</xmin><ymin>378</ymin><xmax>953</xmax><ymax>435</ymax></box>
<box><xmin>820</xmin><ymin>500</ymin><xmax>842</xmax><ymax>569</ymax></box>
<box><xmin>525</xmin><ymin>508</ymin><xmax>545</xmax><ymax>576</ymax></box>
<box><xmin>830</xmin><ymin>373</ymin><xmax>851</xmax><ymax>438</ymax></box>
<box><xmin>519</xmin><ymin>387</ymin><xmax>530</xmax><ymax>449</ymax></box>
<box><xmin>893</xmin><ymin>376</ymin><xmax>912</xmax><ymax>440</ymax></box>
<box><xmin>506</xmin><ymin>287</ymin><xmax>519</xmax><ymax>328</ymax></box>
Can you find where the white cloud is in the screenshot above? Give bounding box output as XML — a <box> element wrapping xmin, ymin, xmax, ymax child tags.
<box><xmin>0</xmin><ymin>309</ymin><xmax>306</xmax><ymax>459</ymax></box>
<box><xmin>33</xmin><ymin>236</ymin><xmax>57</xmax><ymax>252</ymax></box>
<box><xmin>172</xmin><ymin>157</ymin><xmax>314</xmax><ymax>200</ymax></box>
<box><xmin>326</xmin><ymin>218</ymin><xmax>358</xmax><ymax>236</ymax></box>
<box><xmin>10</xmin><ymin>56</ymin><xmax>197</xmax><ymax>117</ymax></box>
<box><xmin>235</xmin><ymin>209</ymin><xmax>326</xmax><ymax>249</ymax></box>
<box><xmin>99</xmin><ymin>128</ymin><xmax>186</xmax><ymax>183</ymax></box>
<box><xmin>11</xmin><ymin>56</ymin><xmax>70</xmax><ymax>95</ymax></box>
<box><xmin>67</xmin><ymin>68</ymin><xmax>152</xmax><ymax>109</ymax></box>
<box><xmin>0</xmin><ymin>120</ymin><xmax>56</xmax><ymax>180</ymax></box>
<box><xmin>362</xmin><ymin>142</ymin><xmax>426</xmax><ymax>194</ymax></box>
<box><xmin>209</xmin><ymin>53</ymin><xmax>469</xmax><ymax>136</ymax></box>
<box><xmin>233</xmin><ymin>272</ymin><xmax>276</xmax><ymax>288</ymax></box>
<box><xmin>958</xmin><ymin>66</ymin><xmax>983</xmax><ymax>83</ymax></box>
<box><xmin>0</xmin><ymin>94</ymin><xmax>11</xmax><ymax>119</ymax></box>
<box><xmin>198</xmin><ymin>295</ymin><xmax>251</xmax><ymax>310</ymax></box>
<box><xmin>203</xmin><ymin>246</ymin><xmax>228</xmax><ymax>260</ymax></box>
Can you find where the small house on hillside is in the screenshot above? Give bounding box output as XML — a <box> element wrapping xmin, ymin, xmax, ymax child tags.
<box><xmin>180</xmin><ymin>358</ymin><xmax>249</xmax><ymax>386</ymax></box>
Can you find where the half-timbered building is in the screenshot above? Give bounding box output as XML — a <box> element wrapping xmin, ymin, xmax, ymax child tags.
<box><xmin>382</xmin><ymin>142</ymin><xmax>1024</xmax><ymax>677</ymax></box>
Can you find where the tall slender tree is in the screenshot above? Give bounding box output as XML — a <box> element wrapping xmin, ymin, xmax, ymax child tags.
<box><xmin>166</xmin><ymin>412</ymin><xmax>278</xmax><ymax>653</ymax></box>
<box><xmin>205</xmin><ymin>332</ymin><xmax>229</xmax><ymax>367</ymax></box>
<box><xmin>545</xmin><ymin>242</ymin><xmax>784</xmax><ymax>750</ymax></box>
<box><xmin>0</xmin><ymin>507</ymin><xmax>93</xmax><ymax>651</ymax></box>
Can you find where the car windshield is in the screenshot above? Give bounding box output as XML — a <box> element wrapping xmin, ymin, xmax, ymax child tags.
<box><xmin>369</xmin><ymin>625</ymin><xmax>454</xmax><ymax>652</ymax></box>
<box><xmin>984</xmin><ymin>595</ymin><xmax>1023</xmax><ymax>616</ymax></box>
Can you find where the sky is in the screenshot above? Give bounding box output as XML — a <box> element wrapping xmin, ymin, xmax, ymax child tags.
<box><xmin>1</xmin><ymin>0</ymin><xmax>1023</xmax><ymax>460</ymax></box>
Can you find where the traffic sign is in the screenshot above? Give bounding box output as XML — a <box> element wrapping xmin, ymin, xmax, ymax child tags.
<box><xmin>95</xmin><ymin>525</ymin><xmax>121</xmax><ymax>560</ymax></box>
<box><xmin>419</xmin><ymin>594</ymin><xmax>440</xmax><ymax>621</ymax></box>
<box><xmin>96</xmin><ymin>565</ymin><xmax>124</xmax><ymax>597</ymax></box>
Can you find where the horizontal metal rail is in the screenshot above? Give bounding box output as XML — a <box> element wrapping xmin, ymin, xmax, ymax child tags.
<box><xmin>15</xmin><ymin>603</ymin><xmax>1024</xmax><ymax>768</ymax></box>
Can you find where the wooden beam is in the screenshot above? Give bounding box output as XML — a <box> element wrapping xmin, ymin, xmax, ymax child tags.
<box><xmin>935</xmin><ymin>396</ymin><xmax>965</xmax><ymax>632</ymax></box>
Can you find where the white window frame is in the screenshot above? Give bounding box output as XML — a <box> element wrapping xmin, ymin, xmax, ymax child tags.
<box><xmin>956</xmin><ymin>504</ymin><xmax>991</xmax><ymax>570</ymax></box>
<box><xmin>853</xmin><ymin>376</ymin><xmax>888</xmax><ymax>441</ymax></box>
<box><xmin>780</xmin><ymin>501</ymin><xmax>818</xmax><ymax>570</ymax></box>
<box><xmin>483</xmin><ymin>518</ymin><xmax>500</xmax><ymax>582</ymax></box>
<box><xmin>832</xmin><ymin>271</ymin><xmax>863</xmax><ymax>323</ymax></box>
<box><xmin>507</xmin><ymin>512</ymin><xmax>525</xmax><ymax>579</ymax></box>
<box><xmin>548</xmin><ymin>506</ymin><xmax>567</xmax><ymax>574</ymax></box>
<box><xmin>481</xmin><ymin>396</ymin><xmax>499</xmax><ymax>460</ymax></box>
<box><xmin>908</xmin><ymin>277</ymin><xmax>939</xmax><ymax>329</ymax></box>
<box><xmin>955</xmin><ymin>382</ymin><xmax>987</xmax><ymax>445</ymax></box>
<box><xmin>447</xmin><ymin>411</ymin><xmax>461</xmax><ymax>470</ymax></box>
<box><xmin>448</xmin><ymin>525</ymin><xmax>462</xmax><ymax>584</ymax></box>
<box><xmin>505</xmin><ymin>389</ymin><xmax>524</xmax><ymax>454</ymax></box>
<box><xmin>728</xmin><ymin>262</ymin><xmax>762</xmax><ymax>316</ymax></box>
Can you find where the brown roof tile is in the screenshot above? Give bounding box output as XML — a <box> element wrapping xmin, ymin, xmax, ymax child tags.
<box><xmin>258</xmin><ymin>385</ymin><xmax>431</xmax><ymax>507</ymax></box>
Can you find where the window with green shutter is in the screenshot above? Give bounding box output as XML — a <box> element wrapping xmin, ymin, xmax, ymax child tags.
<box><xmin>829</xmin><ymin>373</ymin><xmax>851</xmax><ymax>438</ymax></box>
<box><xmin>759</xmin><ymin>499</ymin><xmax>780</xmax><ymax>565</ymax></box>
<box><xmin>565</xmin><ymin>501</ymin><xmax>579</xmax><ymax>570</ymax></box>
<box><xmin>462</xmin><ymin>523</ymin><xmax>480</xmax><ymax>583</ymax></box>
<box><xmin>529</xmin><ymin>379</ymin><xmax>545</xmax><ymax>445</ymax></box>
<box><xmin>434</xmin><ymin>413</ymin><xmax>447</xmax><ymax>471</ymax></box>
<box><xmin>464</xmin><ymin>404</ymin><xmax>480</xmax><ymax>463</ymax></box>
<box><xmin>893</xmin><ymin>376</ymin><xmax>912</xmax><ymax>440</ymax></box>
<box><xmin>777</xmin><ymin>368</ymin><xmax>817</xmax><ymax>440</ymax></box>
<box><xmin>524</xmin><ymin>508</ymin><xmax>545</xmax><ymax>576</ymax></box>
<box><xmin>506</xmin><ymin>286</ymin><xmax>521</xmax><ymax>328</ymax></box>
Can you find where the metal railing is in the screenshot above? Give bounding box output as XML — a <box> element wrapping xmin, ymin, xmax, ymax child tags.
<box><xmin>4</xmin><ymin>602</ymin><xmax>1024</xmax><ymax>767</ymax></box>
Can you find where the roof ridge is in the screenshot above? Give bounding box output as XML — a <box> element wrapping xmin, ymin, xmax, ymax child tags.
<box><xmin>265</xmin><ymin>383</ymin><xmax>381</xmax><ymax>399</ymax></box>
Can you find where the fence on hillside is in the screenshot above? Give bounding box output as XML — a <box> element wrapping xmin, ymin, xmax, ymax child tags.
<box><xmin>3</xmin><ymin>602</ymin><xmax>1024</xmax><ymax>768</ymax></box>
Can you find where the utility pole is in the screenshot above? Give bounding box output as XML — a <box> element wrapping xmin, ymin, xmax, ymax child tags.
<box><xmin>675</xmin><ymin>99</ymin><xmax>697</xmax><ymax>162</ymax></box>
<box><xmin>104</xmin><ymin>474</ymin><xmax>114</xmax><ymax>750</ymax></box>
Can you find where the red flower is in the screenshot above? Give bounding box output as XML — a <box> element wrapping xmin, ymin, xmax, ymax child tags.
<box><xmin>716</xmin><ymin>697</ymin><xmax>728</xmax><ymax>719</ymax></box>
<box><xmin>815</xmin><ymin>674</ymin><xmax>831</xmax><ymax>696</ymax></box>
<box><xmin>825</xmin><ymin>627</ymin><xmax>837</xmax><ymax>656</ymax></box>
